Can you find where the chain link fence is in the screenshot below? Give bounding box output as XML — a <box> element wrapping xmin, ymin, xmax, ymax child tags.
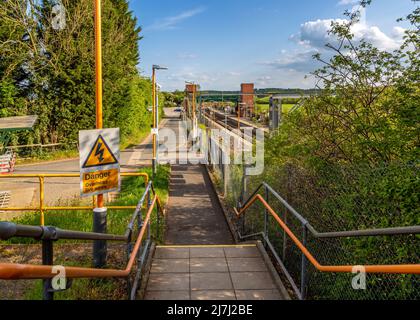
<box><xmin>207</xmin><ymin>136</ymin><xmax>419</xmax><ymax>300</ymax></box>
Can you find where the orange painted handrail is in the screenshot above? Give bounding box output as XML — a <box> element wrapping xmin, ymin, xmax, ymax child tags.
<box><xmin>0</xmin><ymin>195</ymin><xmax>159</xmax><ymax>280</ymax></box>
<box><xmin>234</xmin><ymin>194</ymin><xmax>420</xmax><ymax>275</ymax></box>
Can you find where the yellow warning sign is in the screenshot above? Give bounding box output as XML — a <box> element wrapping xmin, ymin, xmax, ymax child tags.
<box><xmin>82</xmin><ymin>135</ymin><xmax>118</xmax><ymax>168</ymax></box>
<box><xmin>79</xmin><ymin>128</ymin><xmax>120</xmax><ymax>197</ymax></box>
<box><xmin>82</xmin><ymin>168</ymin><xmax>119</xmax><ymax>194</ymax></box>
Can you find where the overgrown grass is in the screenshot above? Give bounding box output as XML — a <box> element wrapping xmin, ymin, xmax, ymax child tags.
<box><xmin>120</xmin><ymin>127</ymin><xmax>151</xmax><ymax>150</ymax></box>
<box><xmin>254</xmin><ymin>103</ymin><xmax>295</xmax><ymax>115</ymax></box>
<box><xmin>24</xmin><ymin>253</ymin><xmax>127</xmax><ymax>300</ymax></box>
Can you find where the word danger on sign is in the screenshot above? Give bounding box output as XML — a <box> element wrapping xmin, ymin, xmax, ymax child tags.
<box><xmin>82</xmin><ymin>169</ymin><xmax>119</xmax><ymax>194</ymax></box>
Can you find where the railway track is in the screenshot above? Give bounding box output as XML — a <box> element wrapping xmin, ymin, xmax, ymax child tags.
<box><xmin>202</xmin><ymin>109</ymin><xmax>268</xmax><ymax>140</ymax></box>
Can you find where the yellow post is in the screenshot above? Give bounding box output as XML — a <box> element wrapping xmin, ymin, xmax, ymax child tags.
<box><xmin>39</xmin><ymin>177</ymin><xmax>45</xmax><ymax>226</ymax></box>
<box><xmin>94</xmin><ymin>0</ymin><xmax>104</xmax><ymax>208</ymax></box>
<box><xmin>93</xmin><ymin>0</ymin><xmax>107</xmax><ymax>268</ymax></box>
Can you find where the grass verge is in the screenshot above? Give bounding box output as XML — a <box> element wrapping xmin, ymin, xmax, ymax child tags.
<box><xmin>15</xmin><ymin>148</ymin><xmax>79</xmax><ymax>165</ymax></box>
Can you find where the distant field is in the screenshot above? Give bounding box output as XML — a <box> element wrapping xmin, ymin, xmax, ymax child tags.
<box><xmin>255</xmin><ymin>103</ymin><xmax>295</xmax><ymax>114</ymax></box>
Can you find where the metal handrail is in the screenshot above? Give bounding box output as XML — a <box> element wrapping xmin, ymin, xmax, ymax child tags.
<box><xmin>0</xmin><ymin>222</ymin><xmax>126</xmax><ymax>242</ymax></box>
<box><xmin>0</xmin><ymin>172</ymin><xmax>149</xmax><ymax>225</ymax></box>
<box><xmin>241</xmin><ymin>182</ymin><xmax>420</xmax><ymax>238</ymax></box>
<box><xmin>0</xmin><ymin>195</ymin><xmax>159</xmax><ymax>280</ymax></box>
<box><xmin>234</xmin><ymin>193</ymin><xmax>420</xmax><ymax>274</ymax></box>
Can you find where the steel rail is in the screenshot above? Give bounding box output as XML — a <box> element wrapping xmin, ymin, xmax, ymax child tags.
<box><xmin>0</xmin><ymin>222</ymin><xmax>127</xmax><ymax>241</ymax></box>
<box><xmin>0</xmin><ymin>195</ymin><xmax>159</xmax><ymax>280</ymax></box>
<box><xmin>0</xmin><ymin>206</ymin><xmax>138</xmax><ymax>211</ymax></box>
<box><xmin>234</xmin><ymin>194</ymin><xmax>420</xmax><ymax>274</ymax></box>
<box><xmin>0</xmin><ymin>172</ymin><xmax>149</xmax><ymax>225</ymax></box>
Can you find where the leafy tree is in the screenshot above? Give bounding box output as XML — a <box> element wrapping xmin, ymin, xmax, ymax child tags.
<box><xmin>0</xmin><ymin>0</ymin><xmax>154</xmax><ymax>147</ymax></box>
<box><xmin>162</xmin><ymin>91</ymin><xmax>185</xmax><ymax>108</ymax></box>
<box><xmin>301</xmin><ymin>0</ymin><xmax>419</xmax><ymax>165</ymax></box>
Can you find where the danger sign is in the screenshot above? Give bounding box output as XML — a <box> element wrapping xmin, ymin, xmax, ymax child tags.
<box><xmin>79</xmin><ymin>128</ymin><xmax>120</xmax><ymax>197</ymax></box>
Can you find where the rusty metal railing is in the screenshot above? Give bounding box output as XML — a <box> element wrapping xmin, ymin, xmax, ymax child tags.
<box><xmin>0</xmin><ymin>172</ymin><xmax>149</xmax><ymax>226</ymax></box>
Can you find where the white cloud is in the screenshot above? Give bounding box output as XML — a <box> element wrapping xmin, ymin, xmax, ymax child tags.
<box><xmin>290</xmin><ymin>18</ymin><xmax>348</xmax><ymax>48</ymax></box>
<box><xmin>291</xmin><ymin>13</ymin><xmax>405</xmax><ymax>51</ymax></box>
<box><xmin>260</xmin><ymin>49</ymin><xmax>321</xmax><ymax>73</ymax></box>
<box><xmin>256</xmin><ymin>76</ymin><xmax>272</xmax><ymax>86</ymax></box>
<box><xmin>338</xmin><ymin>0</ymin><xmax>359</xmax><ymax>5</ymax></box>
<box><xmin>259</xmin><ymin>6</ymin><xmax>405</xmax><ymax>90</ymax></box>
<box><xmin>253</xmin><ymin>71</ymin><xmax>316</xmax><ymax>89</ymax></box>
<box><xmin>146</xmin><ymin>7</ymin><xmax>206</xmax><ymax>31</ymax></box>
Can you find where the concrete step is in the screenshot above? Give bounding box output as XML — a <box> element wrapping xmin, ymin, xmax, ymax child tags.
<box><xmin>140</xmin><ymin>243</ymin><xmax>290</xmax><ymax>300</ymax></box>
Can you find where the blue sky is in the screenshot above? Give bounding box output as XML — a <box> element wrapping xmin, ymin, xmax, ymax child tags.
<box><xmin>128</xmin><ymin>0</ymin><xmax>416</xmax><ymax>91</ymax></box>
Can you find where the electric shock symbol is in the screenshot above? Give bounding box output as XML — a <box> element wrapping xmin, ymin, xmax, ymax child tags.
<box><xmin>95</xmin><ymin>142</ymin><xmax>105</xmax><ymax>163</ymax></box>
<box><xmin>82</xmin><ymin>135</ymin><xmax>118</xmax><ymax>168</ymax></box>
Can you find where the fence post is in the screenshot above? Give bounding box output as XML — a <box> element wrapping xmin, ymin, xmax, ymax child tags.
<box><xmin>126</xmin><ymin>225</ymin><xmax>132</xmax><ymax>298</ymax></box>
<box><xmin>300</xmin><ymin>224</ymin><xmax>308</xmax><ymax>300</ymax></box>
<box><xmin>240</xmin><ymin>165</ymin><xmax>248</xmax><ymax>235</ymax></box>
<box><xmin>283</xmin><ymin>209</ymin><xmax>288</xmax><ymax>262</ymax></box>
<box><xmin>284</xmin><ymin>165</ymin><xmax>291</xmax><ymax>263</ymax></box>
<box><xmin>156</xmin><ymin>197</ymin><xmax>160</xmax><ymax>241</ymax></box>
<box><xmin>264</xmin><ymin>185</ymin><xmax>269</xmax><ymax>246</ymax></box>
<box><xmin>42</xmin><ymin>239</ymin><xmax>54</xmax><ymax>300</ymax></box>
<box><xmin>147</xmin><ymin>190</ymin><xmax>152</xmax><ymax>244</ymax></box>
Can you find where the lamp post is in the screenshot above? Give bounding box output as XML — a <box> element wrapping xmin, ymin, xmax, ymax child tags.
<box><xmin>152</xmin><ymin>65</ymin><xmax>167</xmax><ymax>175</ymax></box>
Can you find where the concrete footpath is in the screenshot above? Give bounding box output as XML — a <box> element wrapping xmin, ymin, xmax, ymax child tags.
<box><xmin>161</xmin><ymin>109</ymin><xmax>233</xmax><ymax>245</ymax></box>
<box><xmin>165</xmin><ymin>164</ymin><xmax>234</xmax><ymax>245</ymax></box>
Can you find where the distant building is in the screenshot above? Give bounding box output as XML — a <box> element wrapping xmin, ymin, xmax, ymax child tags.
<box><xmin>239</xmin><ymin>83</ymin><xmax>254</xmax><ymax>117</ymax></box>
<box><xmin>185</xmin><ymin>84</ymin><xmax>198</xmax><ymax>117</ymax></box>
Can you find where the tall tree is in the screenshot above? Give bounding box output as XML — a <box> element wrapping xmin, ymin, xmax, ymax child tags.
<box><xmin>0</xmin><ymin>0</ymin><xmax>153</xmax><ymax>146</ymax></box>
